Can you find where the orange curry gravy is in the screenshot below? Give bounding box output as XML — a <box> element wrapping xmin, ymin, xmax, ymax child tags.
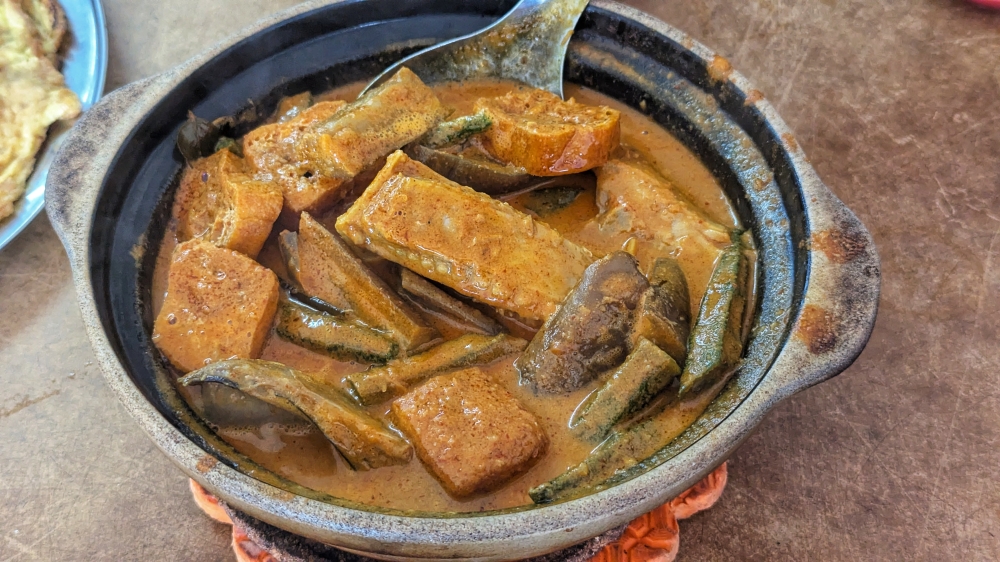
<box><xmin>153</xmin><ymin>80</ymin><xmax>743</xmax><ymax>513</ymax></box>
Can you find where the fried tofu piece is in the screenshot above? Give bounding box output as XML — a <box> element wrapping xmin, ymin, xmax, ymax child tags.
<box><xmin>207</xmin><ymin>172</ymin><xmax>283</xmax><ymax>258</ymax></box>
<box><xmin>243</xmin><ymin>68</ymin><xmax>446</xmax><ymax>216</ymax></box>
<box><xmin>474</xmin><ymin>88</ymin><xmax>620</xmax><ymax>176</ymax></box>
<box><xmin>173</xmin><ymin>150</ymin><xmax>246</xmax><ymax>241</ymax></box>
<box><xmin>576</xmin><ymin>152</ymin><xmax>733</xmax><ymax>307</ymax></box>
<box><xmin>391</xmin><ymin>368</ymin><xmax>547</xmax><ymax>497</ymax></box>
<box><xmin>243</xmin><ymin>100</ymin><xmax>347</xmax><ymax>217</ymax></box>
<box><xmin>20</xmin><ymin>0</ymin><xmax>67</xmax><ymax>64</ymax></box>
<box><xmin>297</xmin><ymin>212</ymin><xmax>437</xmax><ymax>353</ymax></box>
<box><xmin>152</xmin><ymin>240</ymin><xmax>280</xmax><ymax>373</ymax></box>
<box><xmin>171</xmin><ymin>150</ymin><xmax>282</xmax><ymax>258</ymax></box>
<box><xmin>336</xmin><ymin>151</ymin><xmax>594</xmax><ymax>321</ymax></box>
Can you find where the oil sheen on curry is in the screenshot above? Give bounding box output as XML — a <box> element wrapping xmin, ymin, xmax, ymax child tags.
<box><xmin>150</xmin><ymin>70</ymin><xmax>757</xmax><ymax>513</ymax></box>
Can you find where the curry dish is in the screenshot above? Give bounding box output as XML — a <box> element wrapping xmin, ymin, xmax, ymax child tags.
<box><xmin>151</xmin><ymin>72</ymin><xmax>756</xmax><ymax>513</ymax></box>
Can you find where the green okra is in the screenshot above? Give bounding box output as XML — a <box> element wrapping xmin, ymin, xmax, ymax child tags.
<box><xmin>677</xmin><ymin>241</ymin><xmax>746</xmax><ymax>397</ymax></box>
<box><xmin>276</xmin><ymin>298</ymin><xmax>399</xmax><ymax>364</ymax></box>
<box><xmin>570</xmin><ymin>338</ymin><xmax>680</xmax><ymax>443</ymax></box>
<box><xmin>347</xmin><ymin>333</ymin><xmax>526</xmax><ymax>405</ymax></box>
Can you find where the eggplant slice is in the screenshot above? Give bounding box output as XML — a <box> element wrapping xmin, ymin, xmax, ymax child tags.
<box><xmin>180</xmin><ymin>359</ymin><xmax>413</xmax><ymax>470</ymax></box>
<box><xmin>516</xmin><ymin>251</ymin><xmax>649</xmax><ymax>394</ymax></box>
<box><xmin>631</xmin><ymin>257</ymin><xmax>691</xmax><ymax>366</ymax></box>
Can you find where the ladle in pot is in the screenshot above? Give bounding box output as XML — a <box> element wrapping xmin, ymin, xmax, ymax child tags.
<box><xmin>361</xmin><ymin>0</ymin><xmax>589</xmax><ymax>98</ymax></box>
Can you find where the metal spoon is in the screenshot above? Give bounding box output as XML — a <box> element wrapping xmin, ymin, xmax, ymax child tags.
<box><xmin>360</xmin><ymin>0</ymin><xmax>589</xmax><ymax>99</ymax></box>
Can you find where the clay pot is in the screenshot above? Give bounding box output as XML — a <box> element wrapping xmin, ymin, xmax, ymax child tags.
<box><xmin>45</xmin><ymin>1</ymin><xmax>879</xmax><ymax>559</ymax></box>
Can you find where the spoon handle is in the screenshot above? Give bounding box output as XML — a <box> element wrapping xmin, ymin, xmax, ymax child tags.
<box><xmin>362</xmin><ymin>0</ymin><xmax>589</xmax><ymax>99</ymax></box>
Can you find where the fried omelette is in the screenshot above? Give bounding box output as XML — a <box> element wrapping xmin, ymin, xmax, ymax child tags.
<box><xmin>0</xmin><ymin>0</ymin><xmax>80</xmax><ymax>221</ymax></box>
<box><xmin>19</xmin><ymin>0</ymin><xmax>67</xmax><ymax>64</ymax></box>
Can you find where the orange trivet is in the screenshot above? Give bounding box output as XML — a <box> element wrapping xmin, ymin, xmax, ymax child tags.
<box><xmin>589</xmin><ymin>463</ymin><xmax>727</xmax><ymax>562</ymax></box>
<box><xmin>191</xmin><ymin>462</ymin><xmax>727</xmax><ymax>562</ymax></box>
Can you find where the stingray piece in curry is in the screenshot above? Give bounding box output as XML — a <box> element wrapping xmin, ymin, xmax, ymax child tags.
<box><xmin>151</xmin><ymin>71</ymin><xmax>756</xmax><ymax>512</ymax></box>
<box><xmin>577</xmin><ymin>151</ymin><xmax>734</xmax><ymax>302</ymax></box>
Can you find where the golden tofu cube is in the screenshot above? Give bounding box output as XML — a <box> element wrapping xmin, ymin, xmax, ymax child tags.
<box><xmin>153</xmin><ymin>240</ymin><xmax>279</xmax><ymax>373</ymax></box>
<box><xmin>392</xmin><ymin>368</ymin><xmax>547</xmax><ymax>497</ymax></box>
<box><xmin>243</xmin><ymin>100</ymin><xmax>349</xmax><ymax>217</ymax></box>
<box><xmin>171</xmin><ymin>150</ymin><xmax>282</xmax><ymax>258</ymax></box>
<box><xmin>172</xmin><ymin>150</ymin><xmax>247</xmax><ymax>242</ymax></box>
<box><xmin>207</xmin><ymin>172</ymin><xmax>282</xmax><ymax>258</ymax></box>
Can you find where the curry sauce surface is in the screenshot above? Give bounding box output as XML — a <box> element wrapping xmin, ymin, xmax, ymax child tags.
<box><xmin>155</xmin><ymin>80</ymin><xmax>741</xmax><ymax>513</ymax></box>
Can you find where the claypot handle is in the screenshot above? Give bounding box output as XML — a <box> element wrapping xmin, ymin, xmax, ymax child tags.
<box><xmin>46</xmin><ymin>73</ymin><xmax>172</xmax><ymax>265</ymax></box>
<box><xmin>753</xmin><ymin>180</ymin><xmax>880</xmax><ymax>401</ymax></box>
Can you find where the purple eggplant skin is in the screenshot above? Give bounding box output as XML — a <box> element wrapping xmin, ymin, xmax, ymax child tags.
<box><xmin>516</xmin><ymin>251</ymin><xmax>649</xmax><ymax>395</ymax></box>
<box><xmin>631</xmin><ymin>257</ymin><xmax>691</xmax><ymax>366</ymax></box>
<box><xmin>180</xmin><ymin>359</ymin><xmax>412</xmax><ymax>470</ymax></box>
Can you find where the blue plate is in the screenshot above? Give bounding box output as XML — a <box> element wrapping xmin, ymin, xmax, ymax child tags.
<box><xmin>0</xmin><ymin>0</ymin><xmax>108</xmax><ymax>252</ymax></box>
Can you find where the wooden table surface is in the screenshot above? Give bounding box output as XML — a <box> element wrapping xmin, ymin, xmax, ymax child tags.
<box><xmin>2</xmin><ymin>0</ymin><xmax>998</xmax><ymax>560</ymax></box>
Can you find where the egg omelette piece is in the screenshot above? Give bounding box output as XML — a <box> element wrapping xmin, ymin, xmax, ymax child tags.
<box><xmin>0</xmin><ymin>0</ymin><xmax>80</xmax><ymax>221</ymax></box>
<box><xmin>19</xmin><ymin>0</ymin><xmax>67</xmax><ymax>64</ymax></box>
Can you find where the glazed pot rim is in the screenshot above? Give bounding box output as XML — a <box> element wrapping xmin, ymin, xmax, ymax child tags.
<box><xmin>45</xmin><ymin>0</ymin><xmax>880</xmax><ymax>558</ymax></box>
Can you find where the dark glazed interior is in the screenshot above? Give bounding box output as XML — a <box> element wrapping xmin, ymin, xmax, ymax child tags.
<box><xmin>89</xmin><ymin>0</ymin><xmax>804</xmax><ymax>515</ymax></box>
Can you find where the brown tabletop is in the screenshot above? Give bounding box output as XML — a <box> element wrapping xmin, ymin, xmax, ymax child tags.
<box><xmin>2</xmin><ymin>0</ymin><xmax>998</xmax><ymax>560</ymax></box>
